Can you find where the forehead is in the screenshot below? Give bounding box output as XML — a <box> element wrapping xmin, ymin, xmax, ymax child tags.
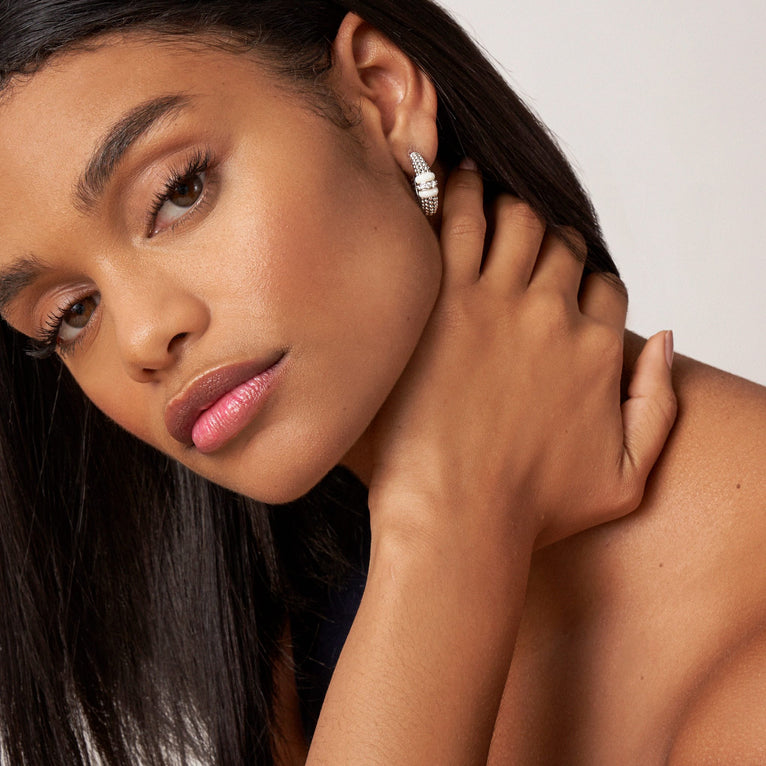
<box><xmin>0</xmin><ymin>35</ymin><xmax>260</xmax><ymax>164</ymax></box>
<box><xmin>0</xmin><ymin>36</ymin><xmax>277</xmax><ymax>252</ymax></box>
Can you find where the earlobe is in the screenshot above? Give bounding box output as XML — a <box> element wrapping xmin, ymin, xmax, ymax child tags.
<box><xmin>331</xmin><ymin>12</ymin><xmax>438</xmax><ymax>171</ymax></box>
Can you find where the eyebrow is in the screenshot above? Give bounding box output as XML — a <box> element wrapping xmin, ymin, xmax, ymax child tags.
<box><xmin>1</xmin><ymin>95</ymin><xmax>194</xmax><ymax>319</ymax></box>
<box><xmin>73</xmin><ymin>93</ymin><xmax>192</xmax><ymax>213</ymax></box>
<box><xmin>0</xmin><ymin>256</ymin><xmax>47</xmax><ymax>319</ymax></box>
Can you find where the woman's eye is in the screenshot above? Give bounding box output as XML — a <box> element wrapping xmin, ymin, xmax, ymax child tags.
<box><xmin>154</xmin><ymin>171</ymin><xmax>206</xmax><ymax>232</ymax></box>
<box><xmin>58</xmin><ymin>295</ymin><xmax>100</xmax><ymax>343</ymax></box>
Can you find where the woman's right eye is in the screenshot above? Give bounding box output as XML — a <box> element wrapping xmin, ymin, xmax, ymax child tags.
<box><xmin>148</xmin><ymin>150</ymin><xmax>212</xmax><ymax>237</ymax></box>
<box><xmin>152</xmin><ymin>170</ymin><xmax>206</xmax><ymax>234</ymax></box>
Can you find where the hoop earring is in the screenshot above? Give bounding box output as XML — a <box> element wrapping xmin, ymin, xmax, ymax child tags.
<box><xmin>409</xmin><ymin>151</ymin><xmax>439</xmax><ymax>216</ymax></box>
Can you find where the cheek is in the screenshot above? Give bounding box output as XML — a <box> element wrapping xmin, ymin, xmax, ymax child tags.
<box><xmin>186</xmin><ymin>214</ymin><xmax>442</xmax><ymax>503</ymax></box>
<box><xmin>66</xmin><ymin>330</ymin><xmax>162</xmax><ymax>450</ymax></box>
<box><xmin>279</xmin><ymin>198</ymin><xmax>441</xmax><ymax>388</ymax></box>
<box><xmin>285</xmin><ymin>221</ymin><xmax>441</xmax><ymax>455</ymax></box>
<box><xmin>266</xmin><ymin>163</ymin><xmax>441</xmax><ymax>337</ymax></box>
<box><xmin>65</xmin><ymin>141</ymin><xmax>442</xmax><ymax>503</ymax></box>
<box><xmin>79</xmin><ymin>371</ymin><xmax>156</xmax><ymax>446</ymax></box>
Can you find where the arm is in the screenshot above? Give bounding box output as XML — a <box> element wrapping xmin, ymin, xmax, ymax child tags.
<box><xmin>306</xmin><ymin>164</ymin><xmax>677</xmax><ymax>764</ymax></box>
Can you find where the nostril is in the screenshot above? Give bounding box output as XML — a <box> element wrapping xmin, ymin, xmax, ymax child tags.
<box><xmin>169</xmin><ymin>332</ymin><xmax>188</xmax><ymax>352</ymax></box>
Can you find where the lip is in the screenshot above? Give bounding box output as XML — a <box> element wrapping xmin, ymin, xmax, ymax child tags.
<box><xmin>164</xmin><ymin>352</ymin><xmax>286</xmax><ymax>453</ymax></box>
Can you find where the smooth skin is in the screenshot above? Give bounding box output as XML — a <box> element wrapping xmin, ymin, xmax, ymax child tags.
<box><xmin>0</xmin><ymin>11</ymin><xmax>763</xmax><ymax>765</ymax></box>
<box><xmin>0</xmin><ymin>26</ymin><xmax>443</xmax><ymax>504</ymax></box>
<box><xmin>306</xmin><ymin>165</ymin><xmax>674</xmax><ymax>766</ymax></box>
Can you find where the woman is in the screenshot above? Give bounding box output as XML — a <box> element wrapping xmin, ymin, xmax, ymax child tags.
<box><xmin>0</xmin><ymin>1</ymin><xmax>761</xmax><ymax>764</ymax></box>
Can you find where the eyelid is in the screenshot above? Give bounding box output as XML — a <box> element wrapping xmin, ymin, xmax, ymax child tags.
<box><xmin>146</xmin><ymin>146</ymin><xmax>218</xmax><ymax>238</ymax></box>
<box><xmin>26</xmin><ymin>287</ymin><xmax>101</xmax><ymax>360</ymax></box>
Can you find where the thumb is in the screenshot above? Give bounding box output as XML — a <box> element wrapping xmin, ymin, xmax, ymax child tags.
<box><xmin>621</xmin><ymin>330</ymin><xmax>678</xmax><ymax>485</ymax></box>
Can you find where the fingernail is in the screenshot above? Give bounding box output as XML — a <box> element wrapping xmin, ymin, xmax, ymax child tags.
<box><xmin>459</xmin><ymin>157</ymin><xmax>478</xmax><ymax>171</ymax></box>
<box><xmin>664</xmin><ymin>330</ymin><xmax>674</xmax><ymax>369</ymax></box>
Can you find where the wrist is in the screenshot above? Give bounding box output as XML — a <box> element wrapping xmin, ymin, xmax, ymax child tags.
<box><xmin>367</xmin><ymin>493</ymin><xmax>536</xmax><ymax>615</ymax></box>
<box><xmin>368</xmin><ymin>483</ymin><xmax>538</xmax><ymax>561</ymax></box>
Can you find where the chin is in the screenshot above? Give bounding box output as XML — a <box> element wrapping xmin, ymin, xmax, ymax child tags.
<box><xmin>194</xmin><ymin>440</ymin><xmax>348</xmax><ymax>506</ymax></box>
<box><xmin>256</xmin><ymin>474</ymin><xmax>335</xmax><ymax>506</ymax></box>
<box><xmin>246</xmin><ymin>430</ymin><xmax>374</xmax><ymax>506</ymax></box>
<box><xmin>175</xmin><ymin>370</ymin><xmax>391</xmax><ymax>505</ymax></box>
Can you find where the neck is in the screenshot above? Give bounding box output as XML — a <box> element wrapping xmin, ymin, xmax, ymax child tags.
<box><xmin>340</xmin><ymin>429</ymin><xmax>374</xmax><ymax>488</ymax></box>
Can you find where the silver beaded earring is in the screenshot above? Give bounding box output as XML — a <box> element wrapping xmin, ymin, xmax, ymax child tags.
<box><xmin>409</xmin><ymin>151</ymin><xmax>439</xmax><ymax>216</ymax></box>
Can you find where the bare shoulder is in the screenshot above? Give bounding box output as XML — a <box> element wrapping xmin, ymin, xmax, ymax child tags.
<box><xmin>624</xmin><ymin>333</ymin><xmax>766</xmax><ymax>763</ymax></box>
<box><xmin>624</xmin><ymin>331</ymin><xmax>765</xmax><ymax>505</ymax></box>
<box><xmin>667</xmin><ymin>625</ymin><xmax>766</xmax><ymax>765</ymax></box>
<box><xmin>623</xmin><ymin>332</ymin><xmax>766</xmax><ymax>590</ymax></box>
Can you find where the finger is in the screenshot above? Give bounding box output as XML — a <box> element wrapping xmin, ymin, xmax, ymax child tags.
<box><xmin>620</xmin><ymin>330</ymin><xmax>677</xmax><ymax>490</ymax></box>
<box><xmin>578</xmin><ymin>272</ymin><xmax>628</xmax><ymax>333</ymax></box>
<box><xmin>527</xmin><ymin>229</ymin><xmax>586</xmax><ymax>301</ymax></box>
<box><xmin>439</xmin><ymin>161</ymin><xmax>486</xmax><ymax>287</ymax></box>
<box><xmin>481</xmin><ymin>196</ymin><xmax>545</xmax><ymax>291</ymax></box>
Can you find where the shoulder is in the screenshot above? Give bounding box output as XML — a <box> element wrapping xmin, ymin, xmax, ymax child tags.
<box><xmin>623</xmin><ymin>334</ymin><xmax>766</xmax><ymax>764</ymax></box>
<box><xmin>624</xmin><ymin>331</ymin><xmax>766</xmax><ymax>507</ymax></box>
<box><xmin>624</xmin><ymin>333</ymin><xmax>766</xmax><ymax>618</ymax></box>
<box><xmin>662</xmin><ymin>338</ymin><xmax>765</xmax><ymax>499</ymax></box>
<box><xmin>667</xmin><ymin>625</ymin><xmax>766</xmax><ymax>765</ymax></box>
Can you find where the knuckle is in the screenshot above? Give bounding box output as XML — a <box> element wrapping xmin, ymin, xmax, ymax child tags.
<box><xmin>633</xmin><ymin>378</ymin><xmax>678</xmax><ymax>433</ymax></box>
<box><xmin>599</xmin><ymin>323</ymin><xmax>624</xmax><ymax>359</ymax></box>
<box><xmin>527</xmin><ymin>291</ymin><xmax>570</xmax><ymax>336</ymax></box>
<box><xmin>657</xmin><ymin>388</ymin><xmax>679</xmax><ymax>426</ymax></box>
<box><xmin>603</xmin><ymin>464</ymin><xmax>644</xmax><ymax>516</ymax></box>
<box><xmin>443</xmin><ymin>213</ymin><xmax>487</xmax><ymax>243</ymax></box>
<box><xmin>598</xmin><ymin>271</ymin><xmax>629</xmax><ymax>300</ymax></box>
<box><xmin>495</xmin><ymin>197</ymin><xmax>544</xmax><ymax>234</ymax></box>
<box><xmin>449</xmin><ymin>174</ymin><xmax>482</xmax><ymax>196</ymax></box>
<box><xmin>615</xmin><ymin>478</ymin><xmax>644</xmax><ymax>514</ymax></box>
<box><xmin>437</xmin><ymin>300</ymin><xmax>468</xmax><ymax>329</ymax></box>
<box><xmin>584</xmin><ymin>322</ymin><xmax>624</xmax><ymax>365</ymax></box>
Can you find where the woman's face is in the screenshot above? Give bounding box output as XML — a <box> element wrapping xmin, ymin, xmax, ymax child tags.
<box><xmin>0</xmin><ymin>36</ymin><xmax>442</xmax><ymax>502</ymax></box>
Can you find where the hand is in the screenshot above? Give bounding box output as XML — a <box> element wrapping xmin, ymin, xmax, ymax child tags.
<box><xmin>308</xmin><ymin>165</ymin><xmax>677</xmax><ymax>765</ymax></box>
<box><xmin>367</xmin><ymin>163</ymin><xmax>677</xmax><ymax>550</ymax></box>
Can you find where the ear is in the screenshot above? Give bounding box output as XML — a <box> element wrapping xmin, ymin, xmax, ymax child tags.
<box><xmin>331</xmin><ymin>12</ymin><xmax>438</xmax><ymax>173</ymax></box>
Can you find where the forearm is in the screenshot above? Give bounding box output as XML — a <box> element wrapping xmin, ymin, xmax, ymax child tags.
<box><xmin>307</xmin><ymin>507</ymin><xmax>535</xmax><ymax>765</ymax></box>
<box><xmin>304</xmin><ymin>164</ymin><xmax>675</xmax><ymax>763</ymax></box>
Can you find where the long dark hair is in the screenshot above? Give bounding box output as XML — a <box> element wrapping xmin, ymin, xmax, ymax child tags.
<box><xmin>0</xmin><ymin>1</ymin><xmax>618</xmax><ymax>763</ymax></box>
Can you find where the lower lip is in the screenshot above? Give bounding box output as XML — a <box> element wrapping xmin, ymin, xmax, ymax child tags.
<box><xmin>191</xmin><ymin>361</ymin><xmax>283</xmax><ymax>454</ymax></box>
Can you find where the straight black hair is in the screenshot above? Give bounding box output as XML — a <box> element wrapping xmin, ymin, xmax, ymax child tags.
<box><xmin>0</xmin><ymin>1</ymin><xmax>617</xmax><ymax>763</ymax></box>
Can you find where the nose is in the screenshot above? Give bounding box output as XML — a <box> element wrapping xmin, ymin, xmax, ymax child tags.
<box><xmin>109</xmin><ymin>275</ymin><xmax>209</xmax><ymax>383</ymax></box>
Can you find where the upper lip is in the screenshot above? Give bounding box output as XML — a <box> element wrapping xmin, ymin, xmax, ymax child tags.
<box><xmin>164</xmin><ymin>351</ymin><xmax>285</xmax><ymax>446</ymax></box>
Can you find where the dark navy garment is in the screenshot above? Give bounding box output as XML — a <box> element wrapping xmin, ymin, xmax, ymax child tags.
<box><xmin>280</xmin><ymin>467</ymin><xmax>371</xmax><ymax>741</ymax></box>
<box><xmin>290</xmin><ymin>557</ymin><xmax>368</xmax><ymax>741</ymax></box>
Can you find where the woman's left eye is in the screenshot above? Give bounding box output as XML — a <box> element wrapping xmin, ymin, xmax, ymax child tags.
<box><xmin>58</xmin><ymin>295</ymin><xmax>100</xmax><ymax>343</ymax></box>
<box><xmin>151</xmin><ymin>169</ymin><xmax>206</xmax><ymax>235</ymax></box>
<box><xmin>26</xmin><ymin>293</ymin><xmax>101</xmax><ymax>361</ymax></box>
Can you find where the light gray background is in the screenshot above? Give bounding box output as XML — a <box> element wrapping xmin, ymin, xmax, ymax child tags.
<box><xmin>438</xmin><ymin>0</ymin><xmax>765</xmax><ymax>384</ymax></box>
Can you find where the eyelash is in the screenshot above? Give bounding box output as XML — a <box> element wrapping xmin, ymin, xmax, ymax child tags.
<box><xmin>26</xmin><ymin>148</ymin><xmax>216</xmax><ymax>361</ymax></box>
<box><xmin>146</xmin><ymin>148</ymin><xmax>213</xmax><ymax>237</ymax></box>
<box><xmin>26</xmin><ymin>300</ymin><xmax>95</xmax><ymax>360</ymax></box>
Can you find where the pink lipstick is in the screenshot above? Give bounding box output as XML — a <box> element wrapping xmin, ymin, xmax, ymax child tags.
<box><xmin>165</xmin><ymin>353</ymin><xmax>285</xmax><ymax>453</ymax></box>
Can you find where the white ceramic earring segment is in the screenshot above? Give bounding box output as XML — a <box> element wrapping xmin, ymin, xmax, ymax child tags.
<box><xmin>409</xmin><ymin>150</ymin><xmax>439</xmax><ymax>216</ymax></box>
